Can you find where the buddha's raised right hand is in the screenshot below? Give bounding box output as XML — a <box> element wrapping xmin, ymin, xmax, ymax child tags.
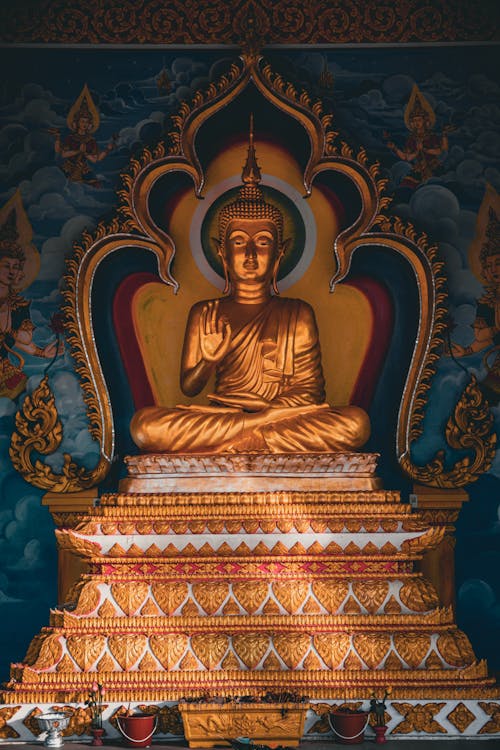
<box><xmin>198</xmin><ymin>300</ymin><xmax>232</xmax><ymax>363</ymax></box>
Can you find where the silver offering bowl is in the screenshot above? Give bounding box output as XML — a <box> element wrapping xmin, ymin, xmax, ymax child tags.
<box><xmin>37</xmin><ymin>712</ymin><xmax>70</xmax><ymax>747</ymax></box>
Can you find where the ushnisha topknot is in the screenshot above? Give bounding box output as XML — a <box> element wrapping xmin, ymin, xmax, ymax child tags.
<box><xmin>218</xmin><ymin>114</ymin><xmax>284</xmax><ymax>245</ymax></box>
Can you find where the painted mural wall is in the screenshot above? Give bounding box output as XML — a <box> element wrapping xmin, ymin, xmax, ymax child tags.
<box><xmin>0</xmin><ymin>44</ymin><xmax>498</xmax><ymax>682</ymax></box>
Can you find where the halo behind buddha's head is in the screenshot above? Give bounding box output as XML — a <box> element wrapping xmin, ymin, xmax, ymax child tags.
<box><xmin>217</xmin><ymin>115</ymin><xmax>284</xmax><ymax>247</ymax></box>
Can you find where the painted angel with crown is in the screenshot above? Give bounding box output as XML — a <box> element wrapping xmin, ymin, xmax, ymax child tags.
<box><xmin>385</xmin><ymin>84</ymin><xmax>451</xmax><ymax>189</ymax></box>
<box><xmin>51</xmin><ymin>84</ymin><xmax>116</xmax><ymax>187</ymax></box>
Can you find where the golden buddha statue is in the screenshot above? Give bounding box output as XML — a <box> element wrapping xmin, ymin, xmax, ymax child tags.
<box><xmin>130</xmin><ymin>123</ymin><xmax>370</xmax><ymax>454</ymax></box>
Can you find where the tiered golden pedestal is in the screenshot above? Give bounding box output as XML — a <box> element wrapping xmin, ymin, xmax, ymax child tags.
<box><xmin>1</xmin><ymin>452</ymin><xmax>499</xmax><ymax>740</ymax></box>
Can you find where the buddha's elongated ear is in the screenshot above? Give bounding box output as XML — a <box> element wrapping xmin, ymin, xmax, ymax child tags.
<box><xmin>271</xmin><ymin>238</ymin><xmax>290</xmax><ymax>295</ymax></box>
<box><xmin>213</xmin><ymin>237</ymin><xmax>230</xmax><ymax>295</ymax></box>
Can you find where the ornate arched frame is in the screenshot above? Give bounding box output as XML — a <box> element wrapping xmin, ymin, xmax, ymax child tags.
<box><xmin>10</xmin><ymin>53</ymin><xmax>495</xmax><ymax>492</ymax></box>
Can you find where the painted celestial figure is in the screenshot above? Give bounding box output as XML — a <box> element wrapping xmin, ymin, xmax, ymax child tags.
<box><xmin>51</xmin><ymin>84</ymin><xmax>115</xmax><ymax>187</ymax></box>
<box><xmin>451</xmin><ymin>184</ymin><xmax>500</xmax><ymax>404</ymax></box>
<box><xmin>385</xmin><ymin>84</ymin><xmax>451</xmax><ymax>189</ymax></box>
<box><xmin>0</xmin><ymin>192</ymin><xmax>63</xmax><ymax>399</ymax></box>
<box><xmin>131</xmin><ymin>119</ymin><xmax>370</xmax><ymax>454</ymax></box>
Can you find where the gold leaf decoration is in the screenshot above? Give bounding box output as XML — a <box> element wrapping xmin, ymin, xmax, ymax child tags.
<box><xmin>478</xmin><ymin>702</ymin><xmax>500</xmax><ymax>734</ymax></box>
<box><xmin>233</xmin><ymin>633</ymin><xmax>269</xmax><ymax>669</ymax></box>
<box><xmin>3</xmin><ymin>3</ymin><xmax>497</xmax><ymax>45</ymax></box>
<box><xmin>399</xmin><ymin>578</ymin><xmax>439</xmax><ymax>611</ymax></box>
<box><xmin>51</xmin><ymin>706</ymin><xmax>93</xmax><ymax>737</ymax></box>
<box><xmin>97</xmin><ymin>651</ymin><xmax>116</xmax><ymax>672</ymax></box>
<box><xmin>150</xmin><ymin>634</ymin><xmax>188</xmax><ymax>670</ymax></box>
<box><xmin>400</xmin><ymin>376</ymin><xmax>497</xmax><ymax>487</ymax></box>
<box><xmin>314</xmin><ymin>633</ymin><xmax>350</xmax><ymax>669</ymax></box>
<box><xmin>207</xmin><ymin>520</ymin><xmax>224</xmax><ymax>533</ymax></box>
<box><xmin>56</xmin><ymin>653</ymin><xmax>77</xmax><ymax>673</ymax></box>
<box><xmin>352</xmin><ymin>580</ymin><xmax>389</xmax><ymax>613</ymax></box>
<box><xmin>101</xmin><ymin>522</ymin><xmax>118</xmax><ymax>535</ymax></box>
<box><xmin>302</xmin><ymin>650</ymin><xmax>322</xmax><ymax>670</ymax></box>
<box><xmin>138</xmin><ymin>651</ymin><xmax>160</xmax><ymax>672</ymax></box>
<box><xmin>117</xmin><ymin>522</ymin><xmax>136</xmax><ymax>535</ymax></box>
<box><xmin>384</xmin><ymin>650</ymin><xmax>405</xmax><ymax>670</ymax></box>
<box><xmin>152</xmin><ymin>582</ymin><xmax>188</xmax><ymax>614</ymax></box>
<box><xmin>312</xmin><ymin>580</ymin><xmax>349</xmax><ymax>613</ymax></box>
<box><xmin>260</xmin><ymin>520</ymin><xmax>276</xmax><ymax>533</ymax></box>
<box><xmin>23</xmin><ymin>707</ymin><xmax>43</xmax><ymax>737</ymax></box>
<box><xmin>392</xmin><ymin>703</ymin><xmax>446</xmax><ymax>734</ymax></box>
<box><xmin>192</xmin><ymin>582</ymin><xmax>229</xmax><ymax>615</ymax></box>
<box><xmin>111</xmin><ymin>582</ymin><xmax>149</xmax><ymax>615</ymax></box>
<box><xmin>262</xmin><ymin>651</ymin><xmax>282</xmax><ymax>670</ymax></box>
<box><xmin>383</xmin><ymin>595</ymin><xmax>402</xmax><ymax>614</ymax></box>
<box><xmin>140</xmin><ymin>598</ymin><xmax>161</xmax><ymax>616</ymax></box>
<box><xmin>108</xmin><ymin>634</ymin><xmax>147</xmax><ymax>670</ymax></box>
<box><xmin>0</xmin><ymin>706</ymin><xmax>21</xmax><ymax>739</ymax></box>
<box><xmin>343</xmin><ymin>651</ymin><xmax>364</xmax><ymax>670</ymax></box>
<box><xmin>353</xmin><ymin>634</ymin><xmax>391</xmax><ymax>669</ymax></box>
<box><xmin>26</xmin><ymin>634</ymin><xmax>63</xmax><ymax>670</ymax></box>
<box><xmin>97</xmin><ymin>598</ymin><xmax>117</xmax><ymax>618</ymax></box>
<box><xmin>179</xmin><ymin>651</ymin><xmax>200</xmax><ymax>671</ymax></box>
<box><xmin>447</xmin><ymin>703</ymin><xmax>476</xmax><ymax>733</ymax></box>
<box><xmin>436</xmin><ymin>631</ymin><xmax>476</xmax><ymax>667</ymax></box>
<box><xmin>181</xmin><ymin>599</ymin><xmax>200</xmax><ymax>616</ymax></box>
<box><xmin>262</xmin><ymin>598</ymin><xmax>281</xmax><ymax>614</ymax></box>
<box><xmin>302</xmin><ymin>596</ymin><xmax>321</xmax><ymax>614</ymax></box>
<box><xmin>222</xmin><ymin>651</ymin><xmax>241</xmax><ymax>670</ymax></box>
<box><xmin>393</xmin><ymin>633</ymin><xmax>431</xmax><ymax>668</ymax></box>
<box><xmin>10</xmin><ymin>376</ymin><xmax>107</xmax><ymax>491</ymax></box>
<box><xmin>72</xmin><ymin>582</ymin><xmax>101</xmax><ymax>615</ymax></box>
<box><xmin>425</xmin><ymin>651</ymin><xmax>444</xmax><ymax>670</ymax></box>
<box><xmin>233</xmin><ymin>581</ymin><xmax>268</xmax><ymax>613</ymax></box>
<box><xmin>273</xmin><ymin>633</ymin><xmax>311</xmax><ymax>669</ymax></box>
<box><xmin>222</xmin><ymin>597</ymin><xmax>241</xmax><ymax>615</ymax></box>
<box><xmin>136</xmin><ymin>521</ymin><xmax>154</xmax><ymax>534</ymax></box>
<box><xmin>272</xmin><ymin>581</ymin><xmax>309</xmax><ymax>614</ymax></box>
<box><xmin>343</xmin><ymin>596</ymin><xmax>362</xmax><ymax>614</ymax></box>
<box><xmin>66</xmin><ymin>635</ymin><xmax>105</xmax><ymax>671</ymax></box>
<box><xmin>243</xmin><ymin>519</ymin><xmax>259</xmax><ymax>533</ymax></box>
<box><xmin>191</xmin><ymin>633</ymin><xmax>229</xmax><ymax>669</ymax></box>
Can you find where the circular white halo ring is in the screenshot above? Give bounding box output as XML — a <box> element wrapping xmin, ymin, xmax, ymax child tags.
<box><xmin>190</xmin><ymin>174</ymin><xmax>316</xmax><ymax>291</ymax></box>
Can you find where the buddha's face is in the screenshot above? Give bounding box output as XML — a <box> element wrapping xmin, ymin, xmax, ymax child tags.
<box><xmin>224</xmin><ymin>218</ymin><xmax>280</xmax><ymax>285</ymax></box>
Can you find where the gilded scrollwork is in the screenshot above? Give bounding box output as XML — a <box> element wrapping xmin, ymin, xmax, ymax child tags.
<box><xmin>478</xmin><ymin>702</ymin><xmax>500</xmax><ymax>733</ymax></box>
<box><xmin>446</xmin><ymin>702</ymin><xmax>476</xmax><ymax>733</ymax></box>
<box><xmin>1</xmin><ymin>1</ymin><xmax>496</xmax><ymax>44</ymax></box>
<box><xmin>0</xmin><ymin>706</ymin><xmax>21</xmax><ymax>739</ymax></box>
<box><xmin>391</xmin><ymin>702</ymin><xmax>447</xmax><ymax>734</ymax></box>
<box><xmin>400</xmin><ymin>375</ymin><xmax>497</xmax><ymax>487</ymax></box>
<box><xmin>7</xmin><ymin>50</ymin><xmax>495</xmax><ymax>493</ymax></box>
<box><xmin>9</xmin><ymin>376</ymin><xmax>102</xmax><ymax>492</ymax></box>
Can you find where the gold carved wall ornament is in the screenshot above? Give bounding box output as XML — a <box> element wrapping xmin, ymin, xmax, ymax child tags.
<box><xmin>1</xmin><ymin>1</ymin><xmax>497</xmax><ymax>44</ymax></box>
<box><xmin>10</xmin><ymin>52</ymin><xmax>494</xmax><ymax>490</ymax></box>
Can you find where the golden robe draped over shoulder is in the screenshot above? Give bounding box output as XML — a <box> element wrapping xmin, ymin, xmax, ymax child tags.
<box><xmin>130</xmin><ymin>297</ymin><xmax>370</xmax><ymax>453</ymax></box>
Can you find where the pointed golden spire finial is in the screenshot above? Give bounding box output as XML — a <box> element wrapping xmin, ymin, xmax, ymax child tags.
<box><xmin>217</xmin><ymin>115</ymin><xmax>284</xmax><ymax>246</ymax></box>
<box><xmin>241</xmin><ymin>113</ymin><xmax>262</xmax><ymax>188</ymax></box>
